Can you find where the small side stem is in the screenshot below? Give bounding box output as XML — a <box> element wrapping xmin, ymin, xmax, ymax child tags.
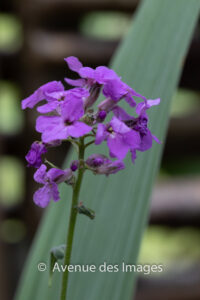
<box><xmin>59</xmin><ymin>138</ymin><xmax>85</xmax><ymax>300</ymax></box>
<box><xmin>85</xmin><ymin>140</ymin><xmax>95</xmax><ymax>148</ymax></box>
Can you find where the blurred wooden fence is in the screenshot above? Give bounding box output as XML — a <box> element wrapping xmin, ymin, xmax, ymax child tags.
<box><xmin>0</xmin><ymin>0</ymin><xmax>200</xmax><ymax>299</ymax></box>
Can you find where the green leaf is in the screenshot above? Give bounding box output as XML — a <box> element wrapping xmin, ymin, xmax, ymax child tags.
<box><xmin>15</xmin><ymin>1</ymin><xmax>200</xmax><ymax>300</ymax></box>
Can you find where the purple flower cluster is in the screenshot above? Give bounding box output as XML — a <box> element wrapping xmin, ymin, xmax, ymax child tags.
<box><xmin>22</xmin><ymin>56</ymin><xmax>160</xmax><ymax>207</ymax></box>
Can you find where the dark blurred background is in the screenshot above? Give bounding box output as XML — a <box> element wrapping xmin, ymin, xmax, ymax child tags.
<box><xmin>0</xmin><ymin>1</ymin><xmax>200</xmax><ymax>300</ymax></box>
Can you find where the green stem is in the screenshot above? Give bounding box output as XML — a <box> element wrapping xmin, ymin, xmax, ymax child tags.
<box><xmin>45</xmin><ymin>159</ymin><xmax>58</xmax><ymax>169</ymax></box>
<box><xmin>85</xmin><ymin>140</ymin><xmax>95</xmax><ymax>148</ymax></box>
<box><xmin>60</xmin><ymin>138</ymin><xmax>85</xmax><ymax>300</ymax></box>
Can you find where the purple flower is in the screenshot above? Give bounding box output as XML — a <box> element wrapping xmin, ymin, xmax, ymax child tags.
<box><xmin>134</xmin><ymin>98</ymin><xmax>161</xmax><ymax>151</ymax></box>
<box><xmin>113</xmin><ymin>99</ymin><xmax>161</xmax><ymax>159</ymax></box>
<box><xmin>36</xmin><ymin>96</ymin><xmax>92</xmax><ymax>143</ymax></box>
<box><xmin>37</xmin><ymin>87</ymin><xmax>90</xmax><ymax>114</ymax></box>
<box><xmin>64</xmin><ymin>56</ymin><xmax>145</xmax><ymax>106</ymax></box>
<box><xmin>33</xmin><ymin>164</ymin><xmax>73</xmax><ymax>207</ymax></box>
<box><xmin>21</xmin><ymin>81</ymin><xmax>64</xmax><ymax>110</ymax></box>
<box><xmin>86</xmin><ymin>154</ymin><xmax>124</xmax><ymax>175</ymax></box>
<box><xmin>101</xmin><ymin>79</ymin><xmax>138</xmax><ymax>106</ymax></box>
<box><xmin>95</xmin><ymin>116</ymin><xmax>140</xmax><ymax>160</ymax></box>
<box><xmin>25</xmin><ymin>142</ymin><xmax>47</xmax><ymax>168</ymax></box>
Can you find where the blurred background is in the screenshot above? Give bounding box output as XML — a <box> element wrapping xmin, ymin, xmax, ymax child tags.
<box><xmin>0</xmin><ymin>1</ymin><xmax>200</xmax><ymax>299</ymax></box>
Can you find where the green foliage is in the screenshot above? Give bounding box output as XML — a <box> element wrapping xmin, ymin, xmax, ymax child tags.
<box><xmin>15</xmin><ymin>1</ymin><xmax>200</xmax><ymax>300</ymax></box>
<box><xmin>139</xmin><ymin>226</ymin><xmax>200</xmax><ymax>267</ymax></box>
<box><xmin>0</xmin><ymin>81</ymin><xmax>24</xmax><ymax>134</ymax></box>
<box><xmin>0</xmin><ymin>14</ymin><xmax>23</xmax><ymax>52</ymax></box>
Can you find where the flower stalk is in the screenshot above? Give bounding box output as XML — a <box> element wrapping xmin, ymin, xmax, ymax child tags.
<box><xmin>60</xmin><ymin>137</ymin><xmax>85</xmax><ymax>300</ymax></box>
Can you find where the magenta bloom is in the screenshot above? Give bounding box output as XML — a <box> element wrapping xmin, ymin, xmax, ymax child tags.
<box><xmin>86</xmin><ymin>154</ymin><xmax>124</xmax><ymax>175</ymax></box>
<box><xmin>33</xmin><ymin>164</ymin><xmax>72</xmax><ymax>207</ymax></box>
<box><xmin>25</xmin><ymin>142</ymin><xmax>47</xmax><ymax>168</ymax></box>
<box><xmin>36</xmin><ymin>96</ymin><xmax>92</xmax><ymax>143</ymax></box>
<box><xmin>112</xmin><ymin>98</ymin><xmax>161</xmax><ymax>162</ymax></box>
<box><xmin>64</xmin><ymin>56</ymin><xmax>145</xmax><ymax>107</ymax></box>
<box><xmin>21</xmin><ymin>81</ymin><xmax>64</xmax><ymax>110</ymax></box>
<box><xmin>134</xmin><ymin>98</ymin><xmax>161</xmax><ymax>150</ymax></box>
<box><xmin>95</xmin><ymin>116</ymin><xmax>140</xmax><ymax>160</ymax></box>
<box><xmin>37</xmin><ymin>87</ymin><xmax>89</xmax><ymax>114</ymax></box>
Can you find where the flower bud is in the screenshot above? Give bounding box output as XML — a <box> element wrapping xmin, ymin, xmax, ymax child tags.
<box><xmin>75</xmin><ymin>202</ymin><xmax>95</xmax><ymax>219</ymax></box>
<box><xmin>70</xmin><ymin>160</ymin><xmax>79</xmax><ymax>172</ymax></box>
<box><xmin>98</xmin><ymin>97</ymin><xmax>116</xmax><ymax>112</ymax></box>
<box><xmin>84</xmin><ymin>83</ymin><xmax>101</xmax><ymax>109</ymax></box>
<box><xmin>86</xmin><ymin>154</ymin><xmax>124</xmax><ymax>176</ymax></box>
<box><xmin>97</xmin><ymin>110</ymin><xmax>107</xmax><ymax>122</ymax></box>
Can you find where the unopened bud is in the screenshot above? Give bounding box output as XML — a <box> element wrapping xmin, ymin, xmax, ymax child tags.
<box><xmin>75</xmin><ymin>202</ymin><xmax>95</xmax><ymax>219</ymax></box>
<box><xmin>84</xmin><ymin>83</ymin><xmax>101</xmax><ymax>109</ymax></box>
<box><xmin>98</xmin><ymin>97</ymin><xmax>116</xmax><ymax>112</ymax></box>
<box><xmin>70</xmin><ymin>160</ymin><xmax>79</xmax><ymax>172</ymax></box>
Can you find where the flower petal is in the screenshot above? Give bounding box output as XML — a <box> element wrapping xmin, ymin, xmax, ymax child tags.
<box><xmin>136</xmin><ymin>98</ymin><xmax>160</xmax><ymax>115</ymax></box>
<box><xmin>131</xmin><ymin>149</ymin><xmax>137</xmax><ymax>163</ymax></box>
<box><xmin>110</xmin><ymin>116</ymin><xmax>131</xmax><ymax>134</ymax></box>
<box><xmin>33</xmin><ymin>164</ymin><xmax>47</xmax><ymax>184</ymax></box>
<box><xmin>147</xmin><ymin>98</ymin><xmax>160</xmax><ymax>107</ymax></box>
<box><xmin>138</xmin><ymin>129</ymin><xmax>153</xmax><ymax>151</ymax></box>
<box><xmin>95</xmin><ymin>66</ymin><xmax>118</xmax><ymax>84</ymax></box>
<box><xmin>64</xmin><ymin>56</ymin><xmax>83</xmax><ymax>72</ymax></box>
<box><xmin>36</xmin><ymin>116</ymin><xmax>68</xmax><ymax>143</ymax></box>
<box><xmin>107</xmin><ymin>134</ymin><xmax>130</xmax><ymax>160</ymax></box>
<box><xmin>37</xmin><ymin>101</ymin><xmax>58</xmax><ymax>113</ymax></box>
<box><xmin>36</xmin><ymin>116</ymin><xmax>62</xmax><ymax>133</ymax></box>
<box><xmin>103</xmin><ymin>80</ymin><xmax>126</xmax><ymax>101</ymax></box>
<box><xmin>61</xmin><ymin>97</ymin><xmax>84</xmax><ymax>123</ymax></box>
<box><xmin>95</xmin><ymin>124</ymin><xmax>108</xmax><ymax>145</ymax></box>
<box><xmin>123</xmin><ymin>130</ymin><xmax>141</xmax><ymax>149</ymax></box>
<box><xmin>44</xmin><ymin>91</ymin><xmax>68</xmax><ymax>102</ymax></box>
<box><xmin>112</xmin><ymin>106</ymin><xmax>133</xmax><ymax>121</ymax></box>
<box><xmin>21</xmin><ymin>81</ymin><xmax>64</xmax><ymax>109</ymax></box>
<box><xmin>129</xmin><ymin>87</ymin><xmax>147</xmax><ymax>102</ymax></box>
<box><xmin>67</xmin><ymin>121</ymin><xmax>92</xmax><ymax>138</ymax></box>
<box><xmin>124</xmin><ymin>94</ymin><xmax>136</xmax><ymax>107</ymax></box>
<box><xmin>33</xmin><ymin>185</ymin><xmax>52</xmax><ymax>208</ymax></box>
<box><xmin>79</xmin><ymin>67</ymin><xmax>95</xmax><ymax>79</ymax></box>
<box><xmin>98</xmin><ymin>98</ymin><xmax>116</xmax><ymax>112</ymax></box>
<box><xmin>47</xmin><ymin>168</ymin><xmax>72</xmax><ymax>184</ymax></box>
<box><xmin>152</xmin><ymin>134</ymin><xmax>161</xmax><ymax>144</ymax></box>
<box><xmin>51</xmin><ymin>182</ymin><xmax>60</xmax><ymax>202</ymax></box>
<box><xmin>68</xmin><ymin>88</ymin><xmax>90</xmax><ymax>99</ymax></box>
<box><xmin>64</xmin><ymin>78</ymin><xmax>86</xmax><ymax>87</ymax></box>
<box><xmin>42</xmin><ymin>125</ymin><xmax>68</xmax><ymax>143</ymax></box>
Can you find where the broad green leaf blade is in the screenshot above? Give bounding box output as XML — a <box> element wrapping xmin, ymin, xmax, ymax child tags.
<box><xmin>15</xmin><ymin>1</ymin><xmax>200</xmax><ymax>300</ymax></box>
